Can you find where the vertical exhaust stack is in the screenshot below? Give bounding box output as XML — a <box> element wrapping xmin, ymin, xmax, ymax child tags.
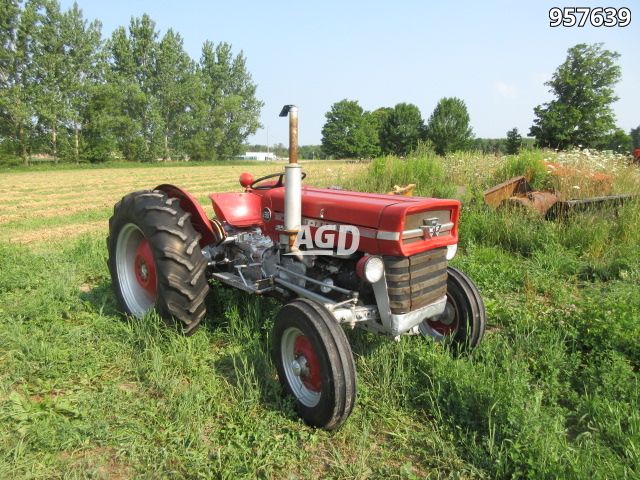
<box><xmin>279</xmin><ymin>105</ymin><xmax>302</xmax><ymax>251</ymax></box>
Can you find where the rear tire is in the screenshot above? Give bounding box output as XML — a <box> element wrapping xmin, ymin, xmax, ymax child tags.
<box><xmin>273</xmin><ymin>299</ymin><xmax>357</xmax><ymax>430</ymax></box>
<box><xmin>419</xmin><ymin>266</ymin><xmax>485</xmax><ymax>351</ymax></box>
<box><xmin>107</xmin><ymin>190</ymin><xmax>209</xmax><ymax>334</ymax></box>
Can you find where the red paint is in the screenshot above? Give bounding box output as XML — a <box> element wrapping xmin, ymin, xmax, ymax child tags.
<box><xmin>155</xmin><ymin>184</ymin><xmax>219</xmax><ymax>246</ymax></box>
<box><xmin>425</xmin><ymin>301</ymin><xmax>459</xmax><ymax>336</ymax></box>
<box><xmin>134</xmin><ymin>238</ymin><xmax>157</xmax><ymax>297</ymax></box>
<box><xmin>267</xmin><ymin>186</ymin><xmax>403</xmax><ymax>228</ymax></box>
<box><xmin>184</xmin><ymin>179</ymin><xmax>458</xmax><ymax>257</ymax></box>
<box><xmin>378</xmin><ymin>199</ymin><xmax>460</xmax><ymax>256</ymax></box>
<box><xmin>294</xmin><ymin>334</ymin><xmax>322</xmax><ymax>392</ymax></box>
<box><xmin>209</xmin><ymin>192</ymin><xmax>264</xmax><ymax>228</ymax></box>
<box><xmin>239</xmin><ymin>172</ymin><xmax>254</xmax><ymax>188</ymax></box>
<box><xmin>355</xmin><ymin>256</ymin><xmax>368</xmax><ymax>279</ymax></box>
<box><xmin>257</xmin><ymin>186</ymin><xmax>459</xmax><ymax>256</ymax></box>
<box><xmin>425</xmin><ymin>316</ymin><xmax>458</xmax><ymax>336</ymax></box>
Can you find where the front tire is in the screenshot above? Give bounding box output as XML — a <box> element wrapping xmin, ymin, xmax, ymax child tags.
<box><xmin>273</xmin><ymin>299</ymin><xmax>357</xmax><ymax>430</ymax></box>
<box><xmin>419</xmin><ymin>266</ymin><xmax>486</xmax><ymax>351</ymax></box>
<box><xmin>107</xmin><ymin>190</ymin><xmax>209</xmax><ymax>334</ymax></box>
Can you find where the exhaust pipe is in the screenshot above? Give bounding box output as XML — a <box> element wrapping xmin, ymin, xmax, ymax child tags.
<box><xmin>279</xmin><ymin>105</ymin><xmax>302</xmax><ymax>251</ymax></box>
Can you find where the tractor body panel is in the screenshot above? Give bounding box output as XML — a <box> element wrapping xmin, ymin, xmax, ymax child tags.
<box><xmin>210</xmin><ymin>192</ymin><xmax>264</xmax><ymax>228</ymax></box>
<box><xmin>260</xmin><ymin>186</ymin><xmax>460</xmax><ymax>256</ymax></box>
<box><xmin>268</xmin><ymin>187</ymin><xmax>402</xmax><ymax>228</ymax></box>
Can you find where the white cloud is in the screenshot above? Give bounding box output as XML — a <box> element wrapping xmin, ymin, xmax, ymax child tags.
<box><xmin>494</xmin><ymin>81</ymin><xmax>518</xmax><ymax>99</ymax></box>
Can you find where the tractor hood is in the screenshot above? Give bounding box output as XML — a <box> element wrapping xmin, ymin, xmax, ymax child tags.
<box><xmin>209</xmin><ymin>183</ymin><xmax>461</xmax><ymax>256</ymax></box>
<box><xmin>267</xmin><ymin>186</ymin><xmax>417</xmax><ymax>228</ymax></box>
<box><xmin>267</xmin><ymin>186</ymin><xmax>454</xmax><ymax>228</ymax></box>
<box><xmin>265</xmin><ymin>187</ymin><xmax>461</xmax><ymax>256</ymax></box>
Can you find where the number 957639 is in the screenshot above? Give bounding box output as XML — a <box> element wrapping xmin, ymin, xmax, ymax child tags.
<box><xmin>549</xmin><ymin>7</ymin><xmax>631</xmax><ymax>27</ymax></box>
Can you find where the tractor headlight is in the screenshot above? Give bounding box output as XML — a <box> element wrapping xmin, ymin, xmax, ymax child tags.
<box><xmin>446</xmin><ymin>243</ymin><xmax>458</xmax><ymax>260</ymax></box>
<box><xmin>357</xmin><ymin>255</ymin><xmax>384</xmax><ymax>283</ymax></box>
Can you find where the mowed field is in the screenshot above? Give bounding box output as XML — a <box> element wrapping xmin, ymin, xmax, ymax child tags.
<box><xmin>0</xmin><ymin>160</ymin><xmax>364</xmax><ymax>246</ymax></box>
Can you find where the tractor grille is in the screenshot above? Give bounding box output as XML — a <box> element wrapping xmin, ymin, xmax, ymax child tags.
<box><xmin>384</xmin><ymin>247</ymin><xmax>448</xmax><ymax>314</ymax></box>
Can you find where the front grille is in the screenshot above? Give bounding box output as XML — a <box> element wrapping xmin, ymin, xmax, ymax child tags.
<box><xmin>402</xmin><ymin>210</ymin><xmax>452</xmax><ymax>244</ymax></box>
<box><xmin>383</xmin><ymin>247</ymin><xmax>448</xmax><ymax>314</ymax></box>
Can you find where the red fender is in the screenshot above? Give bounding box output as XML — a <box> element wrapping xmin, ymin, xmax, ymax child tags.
<box><xmin>209</xmin><ymin>192</ymin><xmax>264</xmax><ymax>228</ymax></box>
<box><xmin>155</xmin><ymin>184</ymin><xmax>221</xmax><ymax>247</ymax></box>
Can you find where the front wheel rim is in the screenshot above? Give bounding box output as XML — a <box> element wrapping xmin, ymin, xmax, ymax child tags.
<box><xmin>115</xmin><ymin>223</ymin><xmax>157</xmax><ymax>317</ymax></box>
<box><xmin>281</xmin><ymin>327</ymin><xmax>322</xmax><ymax>407</ymax></box>
<box><xmin>419</xmin><ymin>298</ymin><xmax>459</xmax><ymax>339</ymax></box>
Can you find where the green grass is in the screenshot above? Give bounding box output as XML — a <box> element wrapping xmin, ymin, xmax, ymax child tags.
<box><xmin>1</xmin><ymin>151</ymin><xmax>639</xmax><ymax>478</ymax></box>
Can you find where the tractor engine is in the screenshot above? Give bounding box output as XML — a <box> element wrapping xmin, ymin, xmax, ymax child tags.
<box><xmin>225</xmin><ymin>227</ymin><xmax>276</xmax><ymax>282</ymax></box>
<box><xmin>229</xmin><ymin>232</ymin><xmax>366</xmax><ymax>299</ymax></box>
<box><xmin>204</xmin><ymin>180</ymin><xmax>461</xmax><ymax>336</ymax></box>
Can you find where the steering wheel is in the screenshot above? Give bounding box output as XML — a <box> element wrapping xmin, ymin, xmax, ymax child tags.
<box><xmin>250</xmin><ymin>171</ymin><xmax>307</xmax><ymax>190</ymax></box>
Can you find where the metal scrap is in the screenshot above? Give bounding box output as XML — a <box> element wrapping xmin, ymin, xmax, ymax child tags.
<box><xmin>484</xmin><ymin>175</ymin><xmax>634</xmax><ymax>220</ymax></box>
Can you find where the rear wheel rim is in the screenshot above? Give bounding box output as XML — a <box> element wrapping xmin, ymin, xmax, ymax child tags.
<box><xmin>281</xmin><ymin>327</ymin><xmax>322</xmax><ymax>407</ymax></box>
<box><xmin>116</xmin><ymin>223</ymin><xmax>157</xmax><ymax>317</ymax></box>
<box><xmin>420</xmin><ymin>298</ymin><xmax>459</xmax><ymax>339</ymax></box>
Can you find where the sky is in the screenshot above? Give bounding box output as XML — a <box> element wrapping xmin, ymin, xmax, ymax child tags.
<box><xmin>60</xmin><ymin>0</ymin><xmax>639</xmax><ymax>146</ymax></box>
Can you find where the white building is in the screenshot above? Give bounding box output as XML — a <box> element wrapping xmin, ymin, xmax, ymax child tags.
<box><xmin>239</xmin><ymin>151</ymin><xmax>277</xmax><ymax>161</ymax></box>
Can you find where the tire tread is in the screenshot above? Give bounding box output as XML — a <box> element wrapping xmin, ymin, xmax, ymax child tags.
<box><xmin>107</xmin><ymin>190</ymin><xmax>209</xmax><ymax>334</ymax></box>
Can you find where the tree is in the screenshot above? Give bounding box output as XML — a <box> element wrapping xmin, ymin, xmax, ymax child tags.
<box><xmin>1</xmin><ymin>5</ymin><xmax>263</xmax><ymax>164</ymax></box>
<box><xmin>630</xmin><ymin>126</ymin><xmax>640</xmax><ymax>150</ymax></box>
<box><xmin>190</xmin><ymin>41</ymin><xmax>262</xmax><ymax>160</ymax></box>
<box><xmin>598</xmin><ymin>128</ymin><xmax>631</xmax><ymax>153</ymax></box>
<box><xmin>530</xmin><ymin>43</ymin><xmax>621</xmax><ymax>149</ymax></box>
<box><xmin>155</xmin><ymin>29</ymin><xmax>198</xmax><ymax>159</ymax></box>
<box><xmin>505</xmin><ymin>127</ymin><xmax>522</xmax><ymax>155</ymax></box>
<box><xmin>358</xmin><ymin>111</ymin><xmax>382</xmax><ymax>158</ymax></box>
<box><xmin>0</xmin><ymin>0</ymin><xmax>41</xmax><ymax>165</ymax></box>
<box><xmin>31</xmin><ymin>0</ymin><xmax>65</xmax><ymax>163</ymax></box>
<box><xmin>297</xmin><ymin>144</ymin><xmax>327</xmax><ymax>160</ymax></box>
<box><xmin>368</xmin><ymin>107</ymin><xmax>391</xmax><ymax>150</ymax></box>
<box><xmin>59</xmin><ymin>2</ymin><xmax>103</xmax><ymax>163</ymax></box>
<box><xmin>425</xmin><ymin>97</ymin><xmax>473</xmax><ymax>156</ymax></box>
<box><xmin>379</xmin><ymin>103</ymin><xmax>424</xmax><ymax>156</ymax></box>
<box><xmin>321</xmin><ymin>99</ymin><xmax>378</xmax><ymax>158</ymax></box>
<box><xmin>107</xmin><ymin>17</ymin><xmax>157</xmax><ymax>161</ymax></box>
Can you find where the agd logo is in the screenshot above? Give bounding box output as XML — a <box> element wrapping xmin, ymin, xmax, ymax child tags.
<box><xmin>288</xmin><ymin>224</ymin><xmax>360</xmax><ymax>255</ymax></box>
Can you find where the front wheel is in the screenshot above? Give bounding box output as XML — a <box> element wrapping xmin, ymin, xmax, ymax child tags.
<box><xmin>273</xmin><ymin>299</ymin><xmax>357</xmax><ymax>430</ymax></box>
<box><xmin>419</xmin><ymin>267</ymin><xmax>486</xmax><ymax>351</ymax></box>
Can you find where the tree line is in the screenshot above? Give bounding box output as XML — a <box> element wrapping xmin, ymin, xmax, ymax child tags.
<box><xmin>0</xmin><ymin>0</ymin><xmax>262</xmax><ymax>165</ymax></box>
<box><xmin>321</xmin><ymin>43</ymin><xmax>638</xmax><ymax>159</ymax></box>
<box><xmin>321</xmin><ymin>97</ymin><xmax>476</xmax><ymax>159</ymax></box>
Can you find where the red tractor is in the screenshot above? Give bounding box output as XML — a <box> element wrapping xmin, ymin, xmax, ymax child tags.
<box><xmin>107</xmin><ymin>105</ymin><xmax>486</xmax><ymax>430</ymax></box>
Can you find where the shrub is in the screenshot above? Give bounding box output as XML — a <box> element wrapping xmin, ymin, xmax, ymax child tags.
<box><xmin>345</xmin><ymin>153</ymin><xmax>455</xmax><ymax>198</ymax></box>
<box><xmin>493</xmin><ymin>150</ymin><xmax>551</xmax><ymax>190</ymax></box>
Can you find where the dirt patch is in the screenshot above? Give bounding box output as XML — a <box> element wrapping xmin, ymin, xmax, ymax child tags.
<box><xmin>117</xmin><ymin>382</ymin><xmax>138</xmax><ymax>393</ymax></box>
<box><xmin>60</xmin><ymin>446</ymin><xmax>133</xmax><ymax>480</ymax></box>
<box><xmin>29</xmin><ymin>389</ymin><xmax>66</xmax><ymax>403</ymax></box>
